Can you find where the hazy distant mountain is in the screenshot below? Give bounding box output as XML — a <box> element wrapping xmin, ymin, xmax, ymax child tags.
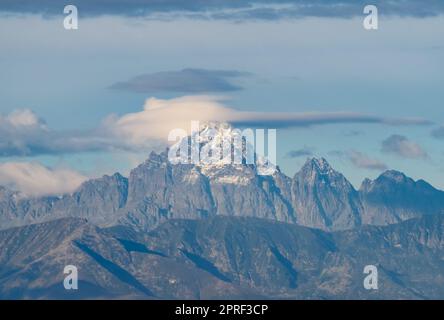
<box><xmin>1</xmin><ymin>123</ymin><xmax>443</xmax><ymax>232</ymax></box>
<box><xmin>0</xmin><ymin>215</ymin><xmax>443</xmax><ymax>299</ymax></box>
<box><xmin>359</xmin><ymin>170</ymin><xmax>444</xmax><ymax>225</ymax></box>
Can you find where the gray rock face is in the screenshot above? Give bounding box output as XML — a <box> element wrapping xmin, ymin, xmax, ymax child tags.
<box><xmin>119</xmin><ymin>150</ymin><xmax>295</xmax><ymax>231</ymax></box>
<box><xmin>0</xmin><ymin>187</ymin><xmax>21</xmax><ymax>223</ymax></box>
<box><xmin>359</xmin><ymin>170</ymin><xmax>444</xmax><ymax>225</ymax></box>
<box><xmin>1</xmin><ymin>215</ymin><xmax>443</xmax><ymax>299</ymax></box>
<box><xmin>203</xmin><ymin>165</ymin><xmax>294</xmax><ymax>222</ymax></box>
<box><xmin>291</xmin><ymin>158</ymin><xmax>362</xmax><ymax>231</ymax></box>
<box><xmin>127</xmin><ymin>151</ymin><xmax>215</xmax><ymax>221</ymax></box>
<box><xmin>52</xmin><ymin>173</ymin><xmax>129</xmax><ymax>225</ymax></box>
<box><xmin>0</xmin><ymin>186</ymin><xmax>57</xmax><ymax>228</ymax></box>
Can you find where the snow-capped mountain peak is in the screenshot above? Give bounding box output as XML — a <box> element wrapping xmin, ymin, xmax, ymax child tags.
<box><xmin>173</xmin><ymin>121</ymin><xmax>275</xmax><ymax>175</ymax></box>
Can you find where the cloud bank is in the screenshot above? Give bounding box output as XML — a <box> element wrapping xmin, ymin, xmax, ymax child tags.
<box><xmin>0</xmin><ymin>96</ymin><xmax>433</xmax><ymax>157</ymax></box>
<box><xmin>1</xmin><ymin>1</ymin><xmax>443</xmax><ymax>19</ymax></box>
<box><xmin>103</xmin><ymin>96</ymin><xmax>432</xmax><ymax>147</ymax></box>
<box><xmin>381</xmin><ymin>134</ymin><xmax>428</xmax><ymax>159</ymax></box>
<box><xmin>0</xmin><ymin>162</ymin><xmax>87</xmax><ymax>197</ymax></box>
<box><xmin>0</xmin><ymin>109</ymin><xmax>115</xmax><ymax>157</ymax></box>
<box><xmin>109</xmin><ymin>69</ymin><xmax>250</xmax><ymax>93</ymax></box>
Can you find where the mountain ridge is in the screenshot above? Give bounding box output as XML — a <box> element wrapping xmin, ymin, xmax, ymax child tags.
<box><xmin>1</xmin><ymin>123</ymin><xmax>444</xmax><ymax>232</ymax></box>
<box><xmin>1</xmin><ymin>214</ymin><xmax>443</xmax><ymax>299</ymax></box>
<box><xmin>2</xmin><ymin>153</ymin><xmax>444</xmax><ymax>232</ymax></box>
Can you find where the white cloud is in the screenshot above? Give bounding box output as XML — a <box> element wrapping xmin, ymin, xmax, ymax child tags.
<box><xmin>0</xmin><ymin>96</ymin><xmax>433</xmax><ymax>156</ymax></box>
<box><xmin>381</xmin><ymin>135</ymin><xmax>428</xmax><ymax>159</ymax></box>
<box><xmin>0</xmin><ymin>162</ymin><xmax>87</xmax><ymax>197</ymax></box>
<box><xmin>347</xmin><ymin>150</ymin><xmax>387</xmax><ymax>171</ymax></box>
<box><xmin>103</xmin><ymin>95</ymin><xmax>235</xmax><ymax>145</ymax></box>
<box><xmin>0</xmin><ymin>109</ymin><xmax>47</xmax><ymax>130</ymax></box>
<box><xmin>103</xmin><ymin>95</ymin><xmax>431</xmax><ymax>148</ymax></box>
<box><xmin>3</xmin><ymin>109</ymin><xmax>45</xmax><ymax>127</ymax></box>
<box><xmin>0</xmin><ymin>109</ymin><xmax>115</xmax><ymax>156</ymax></box>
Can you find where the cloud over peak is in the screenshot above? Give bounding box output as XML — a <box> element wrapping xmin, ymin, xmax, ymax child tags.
<box><xmin>104</xmin><ymin>95</ymin><xmax>433</xmax><ymax>147</ymax></box>
<box><xmin>0</xmin><ymin>96</ymin><xmax>434</xmax><ymax>157</ymax></box>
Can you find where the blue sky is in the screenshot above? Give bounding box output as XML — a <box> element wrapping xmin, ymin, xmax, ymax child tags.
<box><xmin>0</xmin><ymin>1</ymin><xmax>443</xmax><ymax>195</ymax></box>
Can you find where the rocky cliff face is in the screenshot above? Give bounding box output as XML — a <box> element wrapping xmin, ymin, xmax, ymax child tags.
<box><xmin>119</xmin><ymin>148</ymin><xmax>295</xmax><ymax>231</ymax></box>
<box><xmin>52</xmin><ymin>173</ymin><xmax>129</xmax><ymax>224</ymax></box>
<box><xmin>0</xmin><ymin>186</ymin><xmax>57</xmax><ymax>228</ymax></box>
<box><xmin>127</xmin><ymin>151</ymin><xmax>215</xmax><ymax>220</ymax></box>
<box><xmin>291</xmin><ymin>158</ymin><xmax>362</xmax><ymax>231</ymax></box>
